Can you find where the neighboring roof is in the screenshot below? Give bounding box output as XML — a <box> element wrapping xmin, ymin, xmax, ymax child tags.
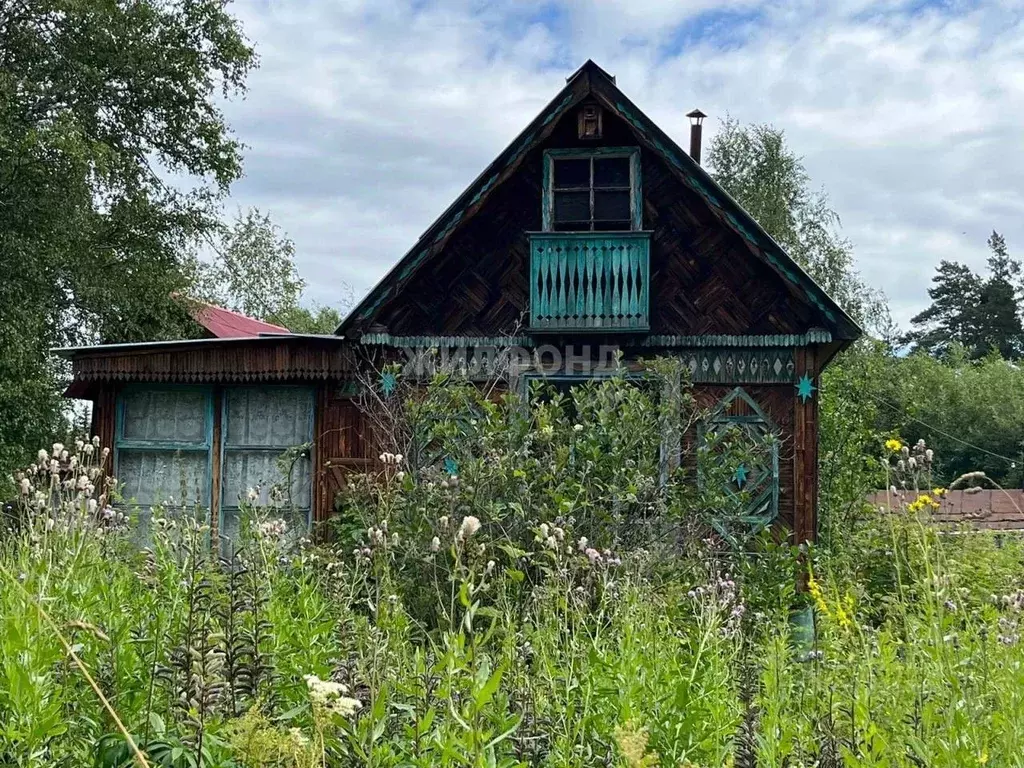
<box><xmin>337</xmin><ymin>59</ymin><xmax>862</xmax><ymax>344</ymax></box>
<box><xmin>191</xmin><ymin>302</ymin><xmax>290</xmax><ymax>338</ymax></box>
<box><xmin>867</xmin><ymin>490</ymin><xmax>1024</xmax><ymax>532</ymax></box>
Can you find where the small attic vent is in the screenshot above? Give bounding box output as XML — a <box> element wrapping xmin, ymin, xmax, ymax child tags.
<box><xmin>577</xmin><ymin>104</ymin><xmax>603</xmax><ymax>140</ymax></box>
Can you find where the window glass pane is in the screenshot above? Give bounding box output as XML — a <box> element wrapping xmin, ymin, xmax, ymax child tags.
<box><xmin>554</xmin><ymin>221</ymin><xmax>590</xmax><ymax>232</ymax></box>
<box><xmin>118</xmin><ymin>449</ymin><xmax>208</xmax><ymax>508</ymax></box>
<box><xmin>553</xmin><ymin>158</ymin><xmax>590</xmax><ymax>188</ymax></box>
<box><xmin>553</xmin><ymin>191</ymin><xmax>590</xmax><ymax>223</ymax></box>
<box><xmin>594</xmin><ymin>220</ymin><xmax>631</xmax><ymax>232</ymax></box>
<box><xmin>593</xmin><ymin>157</ymin><xmax>630</xmax><ymax>187</ymax></box>
<box><xmin>219</xmin><ymin>505</ymin><xmax>310</xmax><ymax>556</ymax></box>
<box><xmin>225</xmin><ymin>389</ymin><xmax>312</xmax><ymax>447</ymax></box>
<box><xmin>594</xmin><ymin>190</ymin><xmax>631</xmax><ymax>221</ymax></box>
<box><xmin>222</xmin><ymin>450</ymin><xmax>311</xmax><ymax>510</ymax></box>
<box><xmin>122</xmin><ymin>390</ymin><xmax>206</xmax><ymax>444</ymax></box>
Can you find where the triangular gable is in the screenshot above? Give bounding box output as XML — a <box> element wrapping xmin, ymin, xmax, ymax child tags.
<box><xmin>338</xmin><ymin>60</ymin><xmax>860</xmax><ymax>342</ymax></box>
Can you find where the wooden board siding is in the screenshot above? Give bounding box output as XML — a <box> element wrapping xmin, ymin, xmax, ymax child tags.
<box><xmin>69</xmin><ymin>338</ymin><xmax>354</xmax><ymax>387</ymax></box>
<box><xmin>792</xmin><ymin>347</ymin><xmax>819</xmax><ymax>545</ymax></box>
<box><xmin>89</xmin><ymin>386</ymin><xmax>117</xmax><ymax>472</ymax></box>
<box><xmin>315</xmin><ymin>387</ymin><xmax>372</xmax><ymax>526</ymax></box>
<box><xmin>372</xmin><ymin>106</ymin><xmax>815</xmax><ymax>340</ymax></box>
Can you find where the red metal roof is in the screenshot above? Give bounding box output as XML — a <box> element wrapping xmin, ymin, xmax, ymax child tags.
<box><xmin>191</xmin><ymin>302</ymin><xmax>290</xmax><ymax>338</ymax></box>
<box><xmin>867</xmin><ymin>490</ymin><xmax>1024</xmax><ymax>531</ymax></box>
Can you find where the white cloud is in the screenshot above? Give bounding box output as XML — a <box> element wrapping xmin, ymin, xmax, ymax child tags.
<box><xmin>219</xmin><ymin>0</ymin><xmax>1024</xmax><ymax>328</ymax></box>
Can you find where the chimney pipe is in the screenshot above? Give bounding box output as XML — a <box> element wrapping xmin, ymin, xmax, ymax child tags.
<box><xmin>686</xmin><ymin>108</ymin><xmax>707</xmax><ymax>164</ymax></box>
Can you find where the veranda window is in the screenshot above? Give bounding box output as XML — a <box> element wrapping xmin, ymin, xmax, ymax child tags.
<box><xmin>219</xmin><ymin>387</ymin><xmax>314</xmax><ymax>549</ymax></box>
<box><xmin>115</xmin><ymin>387</ymin><xmax>213</xmax><ymax>529</ymax></box>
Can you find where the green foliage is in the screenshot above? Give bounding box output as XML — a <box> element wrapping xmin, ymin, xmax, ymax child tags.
<box><xmin>905</xmin><ymin>231</ymin><xmax>1024</xmax><ymax>360</ymax></box>
<box><xmin>5</xmin><ymin>383</ymin><xmax>1024</xmax><ymax>767</ymax></box>
<box><xmin>0</xmin><ymin>0</ymin><xmax>256</xmax><ymax>471</ymax></box>
<box><xmin>707</xmin><ymin>117</ymin><xmax>887</xmax><ymax>332</ymax></box>
<box><xmin>863</xmin><ymin>349</ymin><xmax>1024</xmax><ymax>486</ymax></box>
<box><xmin>198</xmin><ymin>208</ymin><xmax>306</xmax><ymax>323</ymax></box>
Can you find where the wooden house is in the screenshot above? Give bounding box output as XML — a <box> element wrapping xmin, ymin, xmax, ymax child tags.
<box><xmin>55</xmin><ymin>61</ymin><xmax>860</xmax><ymax>547</ymax></box>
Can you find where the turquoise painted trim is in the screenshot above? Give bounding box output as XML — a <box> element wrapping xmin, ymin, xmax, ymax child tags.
<box><xmin>114</xmin><ymin>384</ymin><xmax>215</xmax><ymax>520</ymax></box>
<box><xmin>218</xmin><ymin>385</ymin><xmax>316</xmax><ymax>540</ymax></box>
<box><xmin>698</xmin><ymin>387</ymin><xmax>781</xmax><ymax>539</ymax></box>
<box><xmin>357</xmin><ymin>332</ymin><xmax>829</xmax><ymax>349</ymax></box>
<box><xmin>529</xmin><ymin>231</ymin><xmax>650</xmax><ymax>331</ymax></box>
<box><xmin>359</xmin><ymin>334</ymin><xmax>534</xmax><ymax>347</ymax></box>
<box><xmin>542</xmin><ymin>147</ymin><xmax>641</xmax><ymax>231</ymax></box>
<box><xmin>641</xmin><ymin>331</ymin><xmax>832</xmax><ymax>347</ymax></box>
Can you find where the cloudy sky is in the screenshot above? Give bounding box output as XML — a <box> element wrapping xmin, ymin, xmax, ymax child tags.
<box><xmin>219</xmin><ymin>0</ymin><xmax>1024</xmax><ymax>330</ymax></box>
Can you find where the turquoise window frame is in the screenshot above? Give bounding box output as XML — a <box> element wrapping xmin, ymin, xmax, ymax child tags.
<box><xmin>542</xmin><ymin>147</ymin><xmax>642</xmax><ymax>232</ymax></box>
<box><xmin>218</xmin><ymin>385</ymin><xmax>316</xmax><ymax>542</ymax></box>
<box><xmin>114</xmin><ymin>384</ymin><xmax>215</xmax><ymax>514</ymax></box>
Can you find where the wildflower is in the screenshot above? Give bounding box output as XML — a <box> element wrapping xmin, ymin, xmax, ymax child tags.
<box><xmin>885</xmin><ymin>438</ymin><xmax>903</xmax><ymax>453</ymax></box>
<box><xmin>83</xmin><ymin>444</ymin><xmax>94</xmax><ymax>456</ymax></box>
<box><xmin>395</xmin><ymin>470</ymin><xmax>405</xmax><ymax>481</ymax></box>
<box><xmin>430</xmin><ymin>536</ymin><xmax>441</xmax><ymax>553</ymax></box>
<box><xmin>258</xmin><ymin>518</ymin><xmax>289</xmax><ymax>539</ymax></box>
<box><xmin>303</xmin><ymin>674</ymin><xmax>362</xmax><ymax>718</ymax></box>
<box><xmin>439</xmin><ymin>515</ymin><xmax>450</xmax><ymax>529</ymax></box>
<box><xmin>457</xmin><ymin>515</ymin><xmax>481</xmax><ymax>542</ymax></box>
<box><xmin>573</xmin><ymin>424</ymin><xmax>584</xmax><ymax>432</ymax></box>
<box><xmin>52</xmin><ymin>443</ymin><xmax>64</xmax><ymax>456</ymax></box>
<box><xmin>486</xmin><ymin>560</ymin><xmax>495</xmax><ymax>574</ymax></box>
<box><xmin>577</xmin><ymin>536</ymin><xmax>588</xmax><ymax>552</ymax></box>
<box><xmin>19</xmin><ymin>478</ymin><xmax>30</xmax><ymax>495</ymax></box>
<box><xmin>45</xmin><ymin>517</ymin><xmax>55</xmax><ymax>531</ymax></box>
<box><xmin>932</xmin><ymin>487</ymin><xmax>947</xmax><ymax>498</ymax></box>
<box><xmin>87</xmin><ymin>499</ymin><xmax>97</xmax><ymax>515</ymax></box>
<box><xmin>37</xmin><ymin>449</ymin><xmax>48</xmax><ymax>463</ymax></box>
<box><xmin>545</xmin><ymin>535</ymin><xmax>558</xmax><ymax>550</ymax></box>
<box><xmin>246</xmin><ymin>487</ymin><xmax>259</xmax><ymax>502</ymax></box>
<box><xmin>92</xmin><ymin>436</ymin><xmax>100</xmax><ymax>447</ymax></box>
<box><xmin>49</xmin><ymin>459</ymin><xmax>59</xmax><ymax>474</ymax></box>
<box><xmin>539</xmin><ymin>522</ymin><xmax>549</xmax><ymax>538</ymax></box>
<box><xmin>75</xmin><ymin>439</ymin><xmax>84</xmax><ymax>451</ymax></box>
<box><xmin>585</xmin><ymin>547</ymin><xmax>602</xmax><ymax>564</ymax></box>
<box><xmin>808</xmin><ymin>574</ymin><xmax>830</xmax><ymax>617</ymax></box>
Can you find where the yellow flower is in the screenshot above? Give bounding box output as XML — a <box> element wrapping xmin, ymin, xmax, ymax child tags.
<box><xmin>885</xmin><ymin>438</ymin><xmax>903</xmax><ymax>453</ymax></box>
<box><xmin>808</xmin><ymin>574</ymin><xmax>830</xmax><ymax>617</ymax></box>
<box><xmin>933</xmin><ymin>487</ymin><xmax>947</xmax><ymax>498</ymax></box>
<box><xmin>979</xmin><ymin>748</ymin><xmax>989</xmax><ymax>765</ymax></box>
<box><xmin>908</xmin><ymin>493</ymin><xmax>940</xmax><ymax>513</ymax></box>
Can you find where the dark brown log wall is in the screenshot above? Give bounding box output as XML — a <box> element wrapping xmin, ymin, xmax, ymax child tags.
<box><xmin>373</xmin><ymin>105</ymin><xmax>816</xmax><ymax>340</ymax></box>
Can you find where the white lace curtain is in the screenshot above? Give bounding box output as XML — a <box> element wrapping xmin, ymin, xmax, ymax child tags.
<box><xmin>115</xmin><ymin>387</ymin><xmax>314</xmax><ymax>546</ymax></box>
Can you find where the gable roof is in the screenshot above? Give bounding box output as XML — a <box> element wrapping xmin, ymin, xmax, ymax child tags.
<box><xmin>191</xmin><ymin>301</ymin><xmax>291</xmax><ymax>338</ymax></box>
<box><xmin>337</xmin><ymin>60</ymin><xmax>861</xmax><ymax>343</ymax></box>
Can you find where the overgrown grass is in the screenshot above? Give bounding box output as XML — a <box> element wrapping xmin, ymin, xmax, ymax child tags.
<box><xmin>3</xmin><ymin>375</ymin><xmax>1024</xmax><ymax>767</ymax></box>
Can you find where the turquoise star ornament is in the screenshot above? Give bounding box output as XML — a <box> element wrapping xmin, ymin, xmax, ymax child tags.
<box><xmin>380</xmin><ymin>371</ymin><xmax>397</xmax><ymax>397</ymax></box>
<box><xmin>444</xmin><ymin>457</ymin><xmax>459</xmax><ymax>476</ymax></box>
<box><xmin>795</xmin><ymin>373</ymin><xmax>816</xmax><ymax>404</ymax></box>
<box><xmin>734</xmin><ymin>463</ymin><xmax>749</xmax><ymax>488</ymax></box>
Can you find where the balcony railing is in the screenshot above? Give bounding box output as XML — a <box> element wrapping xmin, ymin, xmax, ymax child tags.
<box><xmin>529</xmin><ymin>232</ymin><xmax>651</xmax><ymax>331</ymax></box>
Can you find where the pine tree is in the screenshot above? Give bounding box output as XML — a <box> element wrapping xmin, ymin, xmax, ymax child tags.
<box><xmin>904</xmin><ymin>232</ymin><xmax>1024</xmax><ymax>359</ymax></box>
<box><xmin>975</xmin><ymin>231</ymin><xmax>1024</xmax><ymax>359</ymax></box>
<box><xmin>904</xmin><ymin>261</ymin><xmax>982</xmax><ymax>358</ymax></box>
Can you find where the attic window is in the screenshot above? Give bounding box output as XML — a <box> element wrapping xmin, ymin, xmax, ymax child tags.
<box><xmin>577</xmin><ymin>104</ymin><xmax>603</xmax><ymax>139</ymax></box>
<box><xmin>543</xmin><ymin>148</ymin><xmax>641</xmax><ymax>232</ymax></box>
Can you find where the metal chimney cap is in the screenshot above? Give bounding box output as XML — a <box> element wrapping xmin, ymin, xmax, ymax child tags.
<box><xmin>686</xmin><ymin>108</ymin><xmax>707</xmax><ymax>124</ymax></box>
